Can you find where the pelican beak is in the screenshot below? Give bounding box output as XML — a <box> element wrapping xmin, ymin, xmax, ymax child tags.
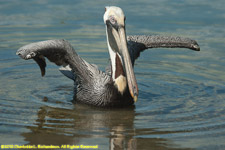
<box><xmin>104</xmin><ymin>6</ymin><xmax>138</xmax><ymax>102</ymax></box>
<box><xmin>117</xmin><ymin>27</ymin><xmax>139</xmax><ymax>102</ymax></box>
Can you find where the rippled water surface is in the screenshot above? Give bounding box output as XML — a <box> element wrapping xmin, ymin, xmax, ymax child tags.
<box><xmin>1</xmin><ymin>0</ymin><xmax>225</xmax><ymax>149</ymax></box>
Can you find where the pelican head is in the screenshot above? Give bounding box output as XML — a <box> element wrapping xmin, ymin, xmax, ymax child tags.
<box><xmin>104</xmin><ymin>6</ymin><xmax>138</xmax><ymax>102</ymax></box>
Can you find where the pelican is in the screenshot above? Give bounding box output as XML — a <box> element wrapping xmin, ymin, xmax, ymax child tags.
<box><xmin>16</xmin><ymin>6</ymin><xmax>200</xmax><ymax>107</ymax></box>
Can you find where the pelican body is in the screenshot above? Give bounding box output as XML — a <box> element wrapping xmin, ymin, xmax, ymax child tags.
<box><xmin>16</xmin><ymin>6</ymin><xmax>200</xmax><ymax>107</ymax></box>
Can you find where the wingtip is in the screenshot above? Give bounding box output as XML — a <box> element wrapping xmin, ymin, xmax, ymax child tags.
<box><xmin>188</xmin><ymin>39</ymin><xmax>200</xmax><ymax>51</ymax></box>
<box><xmin>192</xmin><ymin>42</ymin><xmax>200</xmax><ymax>51</ymax></box>
<box><xmin>16</xmin><ymin>51</ymin><xmax>20</xmax><ymax>56</ymax></box>
<box><xmin>16</xmin><ymin>49</ymin><xmax>23</xmax><ymax>57</ymax></box>
<box><xmin>192</xmin><ymin>44</ymin><xmax>200</xmax><ymax>51</ymax></box>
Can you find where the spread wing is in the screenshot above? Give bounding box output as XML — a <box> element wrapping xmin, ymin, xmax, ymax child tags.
<box><xmin>16</xmin><ymin>39</ymin><xmax>98</xmax><ymax>82</ymax></box>
<box><xmin>127</xmin><ymin>35</ymin><xmax>200</xmax><ymax>63</ymax></box>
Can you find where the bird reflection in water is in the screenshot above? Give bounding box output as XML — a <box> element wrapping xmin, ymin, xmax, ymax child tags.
<box><xmin>21</xmin><ymin>97</ymin><xmax>191</xmax><ymax>150</ymax></box>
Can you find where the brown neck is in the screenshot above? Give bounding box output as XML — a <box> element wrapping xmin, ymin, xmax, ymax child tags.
<box><xmin>113</xmin><ymin>53</ymin><xmax>127</xmax><ymax>94</ymax></box>
<box><xmin>114</xmin><ymin>53</ymin><xmax>125</xmax><ymax>79</ymax></box>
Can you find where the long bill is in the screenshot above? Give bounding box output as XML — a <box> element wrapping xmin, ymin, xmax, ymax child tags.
<box><xmin>118</xmin><ymin>27</ymin><xmax>139</xmax><ymax>102</ymax></box>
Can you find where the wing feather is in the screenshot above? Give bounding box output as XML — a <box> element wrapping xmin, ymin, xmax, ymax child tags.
<box><xmin>127</xmin><ymin>35</ymin><xmax>200</xmax><ymax>63</ymax></box>
<box><xmin>16</xmin><ymin>39</ymin><xmax>97</xmax><ymax>81</ymax></box>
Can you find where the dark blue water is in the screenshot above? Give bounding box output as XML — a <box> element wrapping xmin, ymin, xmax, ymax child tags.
<box><xmin>1</xmin><ymin>0</ymin><xmax>225</xmax><ymax>149</ymax></box>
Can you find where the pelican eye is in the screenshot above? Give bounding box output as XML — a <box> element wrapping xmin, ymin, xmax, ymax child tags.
<box><xmin>109</xmin><ymin>16</ymin><xmax>116</xmax><ymax>24</ymax></box>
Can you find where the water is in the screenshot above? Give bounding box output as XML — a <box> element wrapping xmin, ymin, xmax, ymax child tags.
<box><xmin>1</xmin><ymin>0</ymin><xmax>225</xmax><ymax>149</ymax></box>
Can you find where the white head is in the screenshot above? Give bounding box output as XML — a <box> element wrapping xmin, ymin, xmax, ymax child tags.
<box><xmin>104</xmin><ymin>6</ymin><xmax>125</xmax><ymax>26</ymax></box>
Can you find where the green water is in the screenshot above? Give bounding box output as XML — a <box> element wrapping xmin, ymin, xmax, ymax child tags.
<box><xmin>1</xmin><ymin>0</ymin><xmax>225</xmax><ymax>149</ymax></box>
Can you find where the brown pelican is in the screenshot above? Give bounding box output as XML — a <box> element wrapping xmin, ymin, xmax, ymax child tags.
<box><xmin>16</xmin><ymin>6</ymin><xmax>200</xmax><ymax>107</ymax></box>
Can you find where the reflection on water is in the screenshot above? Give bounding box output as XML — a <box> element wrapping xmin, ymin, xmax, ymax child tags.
<box><xmin>22</xmin><ymin>97</ymin><xmax>136</xmax><ymax>149</ymax></box>
<box><xmin>1</xmin><ymin>0</ymin><xmax>225</xmax><ymax>149</ymax></box>
<box><xmin>22</xmin><ymin>97</ymin><xmax>191</xmax><ymax>150</ymax></box>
